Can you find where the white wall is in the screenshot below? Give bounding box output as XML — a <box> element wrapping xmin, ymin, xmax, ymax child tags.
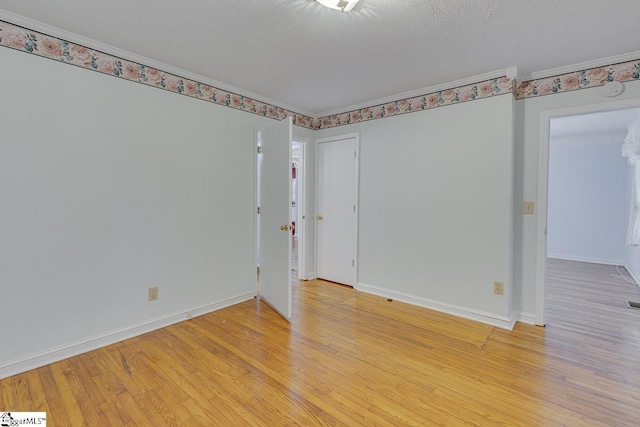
<box><xmin>515</xmin><ymin>80</ymin><xmax>640</xmax><ymax>318</ymax></box>
<box><xmin>0</xmin><ymin>46</ymin><xmax>279</xmax><ymax>376</ymax></box>
<box><xmin>316</xmin><ymin>94</ymin><xmax>515</xmax><ymax>325</ymax></box>
<box><xmin>547</xmin><ymin>138</ymin><xmax>629</xmax><ymax>264</ymax></box>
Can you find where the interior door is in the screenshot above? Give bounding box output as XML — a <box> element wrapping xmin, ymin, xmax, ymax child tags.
<box><xmin>317</xmin><ymin>136</ymin><xmax>358</xmax><ymax>286</ymax></box>
<box><xmin>258</xmin><ymin>116</ymin><xmax>293</xmax><ymax>321</ymax></box>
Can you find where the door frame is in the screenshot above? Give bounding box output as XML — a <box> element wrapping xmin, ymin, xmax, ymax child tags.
<box><xmin>254</xmin><ymin>125</ymin><xmax>259</xmax><ymax>293</ymax></box>
<box><xmin>536</xmin><ymin>98</ymin><xmax>640</xmax><ymax>326</ymax></box>
<box><xmin>315</xmin><ymin>132</ymin><xmax>360</xmax><ymax>286</ymax></box>
<box><xmin>293</xmin><ymin>136</ymin><xmax>310</xmax><ymax>280</ymax></box>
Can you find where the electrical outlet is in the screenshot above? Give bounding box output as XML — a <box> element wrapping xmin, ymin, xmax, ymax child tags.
<box><xmin>494</xmin><ymin>281</ymin><xmax>504</xmax><ymax>295</ymax></box>
<box><xmin>148</xmin><ymin>286</ymin><xmax>159</xmax><ymax>301</ymax></box>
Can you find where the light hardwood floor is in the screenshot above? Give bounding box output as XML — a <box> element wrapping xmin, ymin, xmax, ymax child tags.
<box><xmin>3</xmin><ymin>259</ymin><xmax>640</xmax><ymax>426</ymax></box>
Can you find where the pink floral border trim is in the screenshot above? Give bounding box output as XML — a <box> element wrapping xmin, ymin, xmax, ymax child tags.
<box><xmin>0</xmin><ymin>20</ymin><xmax>319</xmax><ymax>129</ymax></box>
<box><xmin>0</xmin><ymin>20</ymin><xmax>518</xmax><ymax>130</ymax></box>
<box><xmin>3</xmin><ymin>19</ymin><xmax>640</xmax><ymax>128</ymax></box>
<box><xmin>516</xmin><ymin>60</ymin><xmax>640</xmax><ymax>99</ymax></box>
<box><xmin>316</xmin><ymin>77</ymin><xmax>515</xmax><ymax>129</ymax></box>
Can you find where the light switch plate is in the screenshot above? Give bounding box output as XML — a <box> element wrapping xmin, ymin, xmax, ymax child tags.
<box><xmin>524</xmin><ymin>201</ymin><xmax>534</xmax><ymax>215</ymax></box>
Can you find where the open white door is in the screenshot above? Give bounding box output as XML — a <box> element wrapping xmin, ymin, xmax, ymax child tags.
<box><xmin>258</xmin><ymin>116</ymin><xmax>293</xmax><ymax>321</ymax></box>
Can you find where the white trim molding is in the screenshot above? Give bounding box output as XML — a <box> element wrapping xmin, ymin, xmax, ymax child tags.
<box><xmin>512</xmin><ymin>311</ymin><xmax>537</xmax><ymax>326</ymax></box>
<box><xmin>0</xmin><ymin>292</ymin><xmax>255</xmax><ymax>380</ymax></box>
<box><xmin>506</xmin><ymin>65</ymin><xmax>521</xmax><ymax>84</ymax></box>
<box><xmin>526</xmin><ymin>50</ymin><xmax>640</xmax><ymax>82</ymax></box>
<box><xmin>547</xmin><ymin>254</ymin><xmax>625</xmax><ymax>266</ymax></box>
<box><xmin>624</xmin><ymin>261</ymin><xmax>640</xmax><ymax>286</ymax></box>
<box><xmin>356</xmin><ymin>282</ymin><xmax>515</xmax><ymax>330</ymax></box>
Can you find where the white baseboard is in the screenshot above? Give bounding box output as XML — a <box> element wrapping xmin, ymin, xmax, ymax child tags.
<box><xmin>512</xmin><ymin>311</ymin><xmax>536</xmax><ymax>325</ymax></box>
<box><xmin>549</xmin><ymin>254</ymin><xmax>640</xmax><ymax>287</ymax></box>
<box><xmin>547</xmin><ymin>253</ymin><xmax>624</xmax><ymax>266</ymax></box>
<box><xmin>626</xmin><ymin>266</ymin><xmax>640</xmax><ymax>286</ymax></box>
<box><xmin>303</xmin><ymin>272</ymin><xmax>317</xmax><ymax>281</ymax></box>
<box><xmin>355</xmin><ymin>282</ymin><xmax>515</xmax><ymax>330</ymax></box>
<box><xmin>0</xmin><ymin>291</ymin><xmax>255</xmax><ymax>380</ymax></box>
<box><xmin>623</xmin><ymin>259</ymin><xmax>640</xmax><ymax>286</ymax></box>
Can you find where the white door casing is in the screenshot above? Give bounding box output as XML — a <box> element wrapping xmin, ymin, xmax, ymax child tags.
<box><xmin>316</xmin><ymin>134</ymin><xmax>359</xmax><ymax>286</ymax></box>
<box><xmin>536</xmin><ymin>98</ymin><xmax>640</xmax><ymax>326</ymax></box>
<box><xmin>293</xmin><ymin>138</ymin><xmax>308</xmax><ymax>279</ymax></box>
<box><xmin>258</xmin><ymin>117</ymin><xmax>293</xmax><ymax>321</ymax></box>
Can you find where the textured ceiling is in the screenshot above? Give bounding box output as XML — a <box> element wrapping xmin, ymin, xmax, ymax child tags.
<box><xmin>1</xmin><ymin>0</ymin><xmax>638</xmax><ymax>115</ymax></box>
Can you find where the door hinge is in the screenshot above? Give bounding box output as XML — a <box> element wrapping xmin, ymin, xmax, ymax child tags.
<box><xmin>353</xmin><ymin>205</ymin><xmax>356</xmax><ymax>212</ymax></box>
<box><xmin>257</xmin><ymin>207</ymin><xmax>261</xmax><ymax>214</ymax></box>
<box><xmin>257</xmin><ymin>146</ymin><xmax>262</xmax><ymax>154</ymax></box>
<box><xmin>354</xmin><ymin>150</ymin><xmax>356</xmax><ymax>159</ymax></box>
<box><xmin>352</xmin><ymin>259</ymin><xmax>355</xmax><ymax>267</ymax></box>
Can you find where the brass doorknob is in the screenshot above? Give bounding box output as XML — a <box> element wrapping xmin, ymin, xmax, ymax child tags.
<box><xmin>280</xmin><ymin>225</ymin><xmax>288</xmax><ymax>231</ymax></box>
<box><xmin>316</xmin><ymin>215</ymin><xmax>323</xmax><ymax>220</ymax></box>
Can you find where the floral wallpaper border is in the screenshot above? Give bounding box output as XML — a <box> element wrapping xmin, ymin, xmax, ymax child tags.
<box><xmin>321</xmin><ymin>56</ymin><xmax>640</xmax><ymax>127</ymax></box>
<box><xmin>3</xmin><ymin>19</ymin><xmax>638</xmax><ymax>129</ymax></box>
<box><xmin>0</xmin><ymin>20</ymin><xmax>517</xmax><ymax>130</ymax></box>
<box><xmin>516</xmin><ymin>59</ymin><xmax>640</xmax><ymax>99</ymax></box>
<box><xmin>316</xmin><ymin>77</ymin><xmax>515</xmax><ymax>129</ymax></box>
<box><xmin>0</xmin><ymin>20</ymin><xmax>318</xmax><ymax>129</ymax></box>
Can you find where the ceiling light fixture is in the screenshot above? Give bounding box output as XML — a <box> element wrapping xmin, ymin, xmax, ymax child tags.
<box><xmin>315</xmin><ymin>0</ymin><xmax>360</xmax><ymax>12</ymax></box>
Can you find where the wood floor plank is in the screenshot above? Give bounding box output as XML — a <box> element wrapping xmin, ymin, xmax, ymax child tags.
<box><xmin>25</xmin><ymin>369</ymin><xmax>48</xmax><ymax>412</ymax></box>
<box><xmin>57</xmin><ymin>359</ymin><xmax>103</xmax><ymax>427</ymax></box>
<box><xmin>181</xmin><ymin>317</ymin><xmax>353</xmax><ymax>425</ymax></box>
<box><xmin>37</xmin><ymin>365</ymin><xmax>63</xmax><ymax>427</ymax></box>
<box><xmin>1</xmin><ymin>376</ymin><xmax>16</xmax><ymax>409</ymax></box>
<box><xmin>3</xmin><ymin>259</ymin><xmax>640</xmax><ymax>425</ymax></box>
<box><xmin>112</xmin><ymin>392</ymin><xmax>146</xmax><ymax>427</ymax></box>
<box><xmin>48</xmin><ymin>362</ymin><xmax>88</xmax><ymax>427</ymax></box>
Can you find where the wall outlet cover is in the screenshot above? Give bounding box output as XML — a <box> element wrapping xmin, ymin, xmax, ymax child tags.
<box><xmin>149</xmin><ymin>286</ymin><xmax>159</xmax><ymax>301</ymax></box>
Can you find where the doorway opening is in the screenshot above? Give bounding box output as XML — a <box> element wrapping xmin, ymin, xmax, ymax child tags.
<box><xmin>292</xmin><ymin>139</ymin><xmax>306</xmax><ymax>282</ymax></box>
<box><xmin>537</xmin><ymin>100</ymin><xmax>640</xmax><ymax>326</ymax></box>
